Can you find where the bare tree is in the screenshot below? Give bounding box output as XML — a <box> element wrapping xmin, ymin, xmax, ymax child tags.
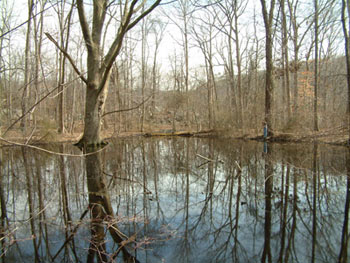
<box><xmin>150</xmin><ymin>19</ymin><xmax>166</xmax><ymax>117</ymax></box>
<box><xmin>0</xmin><ymin>0</ymin><xmax>15</xmax><ymax>125</ymax></box>
<box><xmin>32</xmin><ymin>0</ymin><xmax>47</xmax><ymax>129</ymax></box>
<box><xmin>342</xmin><ymin>0</ymin><xmax>350</xmax><ymax>143</ymax></box>
<box><xmin>164</xmin><ymin>0</ymin><xmax>193</xmax><ymax>126</ymax></box>
<box><xmin>314</xmin><ymin>0</ymin><xmax>319</xmax><ymax>131</ymax></box>
<box><xmin>55</xmin><ymin>0</ymin><xmax>75</xmax><ymax>134</ymax></box>
<box><xmin>216</xmin><ymin>0</ymin><xmax>247</xmax><ymax>131</ymax></box>
<box><xmin>260</xmin><ymin>0</ymin><xmax>276</xmax><ymax>136</ymax></box>
<box><xmin>47</xmin><ymin>0</ymin><xmax>161</xmax><ymax>148</ymax></box>
<box><xmin>192</xmin><ymin>11</ymin><xmax>218</xmax><ymax>129</ymax></box>
<box><xmin>287</xmin><ymin>0</ymin><xmax>312</xmax><ymax>121</ymax></box>
<box><xmin>20</xmin><ymin>0</ymin><xmax>34</xmax><ymax>131</ymax></box>
<box><xmin>279</xmin><ymin>0</ymin><xmax>291</xmax><ymax>122</ymax></box>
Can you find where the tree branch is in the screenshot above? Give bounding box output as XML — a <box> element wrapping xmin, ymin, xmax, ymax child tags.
<box><xmin>102</xmin><ymin>94</ymin><xmax>153</xmax><ymax>117</ymax></box>
<box><xmin>98</xmin><ymin>0</ymin><xmax>161</xmax><ymax>95</ymax></box>
<box><xmin>45</xmin><ymin>32</ymin><xmax>87</xmax><ymax>84</ymax></box>
<box><xmin>126</xmin><ymin>0</ymin><xmax>162</xmax><ymax>32</ymax></box>
<box><xmin>76</xmin><ymin>0</ymin><xmax>93</xmax><ymax>53</ymax></box>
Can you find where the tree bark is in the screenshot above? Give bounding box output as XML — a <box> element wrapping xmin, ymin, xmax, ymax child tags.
<box><xmin>79</xmin><ymin>81</ymin><xmax>109</xmax><ymax>148</ymax></box>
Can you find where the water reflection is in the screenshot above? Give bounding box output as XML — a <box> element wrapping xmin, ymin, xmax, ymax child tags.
<box><xmin>0</xmin><ymin>138</ymin><xmax>349</xmax><ymax>262</ymax></box>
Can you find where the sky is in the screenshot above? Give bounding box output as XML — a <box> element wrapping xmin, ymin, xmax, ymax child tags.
<box><xmin>2</xmin><ymin>0</ymin><xmax>344</xmax><ymax>83</ymax></box>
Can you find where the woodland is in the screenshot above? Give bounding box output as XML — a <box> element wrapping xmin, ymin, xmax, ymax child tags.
<box><xmin>0</xmin><ymin>0</ymin><xmax>349</xmax><ymax>146</ymax></box>
<box><xmin>2</xmin><ymin>1</ymin><xmax>350</xmax><ymax>262</ymax></box>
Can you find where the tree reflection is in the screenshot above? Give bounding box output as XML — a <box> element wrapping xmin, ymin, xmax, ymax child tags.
<box><xmin>0</xmin><ymin>149</ymin><xmax>8</xmax><ymax>263</ymax></box>
<box><xmin>262</xmin><ymin>144</ymin><xmax>273</xmax><ymax>263</ymax></box>
<box><xmin>0</xmin><ymin>138</ymin><xmax>349</xmax><ymax>262</ymax></box>
<box><xmin>22</xmin><ymin>148</ymin><xmax>40</xmax><ymax>262</ymax></box>
<box><xmin>85</xmin><ymin>146</ymin><xmax>138</xmax><ymax>263</ymax></box>
<box><xmin>339</xmin><ymin>148</ymin><xmax>350</xmax><ymax>263</ymax></box>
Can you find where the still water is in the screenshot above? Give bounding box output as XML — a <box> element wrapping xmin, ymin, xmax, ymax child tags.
<box><xmin>0</xmin><ymin>137</ymin><xmax>349</xmax><ymax>262</ymax></box>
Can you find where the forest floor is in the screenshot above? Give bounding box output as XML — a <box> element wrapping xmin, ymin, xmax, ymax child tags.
<box><xmin>0</xmin><ymin>123</ymin><xmax>349</xmax><ymax>147</ymax></box>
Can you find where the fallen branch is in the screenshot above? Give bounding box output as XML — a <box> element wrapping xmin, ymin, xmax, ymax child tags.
<box><xmin>144</xmin><ymin>129</ymin><xmax>215</xmax><ymax>137</ymax></box>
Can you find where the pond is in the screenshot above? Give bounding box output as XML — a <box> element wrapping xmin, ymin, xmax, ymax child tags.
<box><xmin>0</xmin><ymin>137</ymin><xmax>349</xmax><ymax>262</ymax></box>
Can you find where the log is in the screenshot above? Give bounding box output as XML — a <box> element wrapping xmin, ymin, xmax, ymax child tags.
<box><xmin>143</xmin><ymin>129</ymin><xmax>215</xmax><ymax>137</ymax></box>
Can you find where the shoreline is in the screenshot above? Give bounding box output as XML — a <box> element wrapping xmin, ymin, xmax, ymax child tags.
<box><xmin>1</xmin><ymin>126</ymin><xmax>349</xmax><ymax>148</ymax></box>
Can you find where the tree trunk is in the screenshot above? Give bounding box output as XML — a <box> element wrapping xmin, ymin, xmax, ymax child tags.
<box><xmin>280</xmin><ymin>0</ymin><xmax>291</xmax><ymax>122</ymax></box>
<box><xmin>313</xmin><ymin>0</ymin><xmax>319</xmax><ymax>132</ymax></box>
<box><xmin>233</xmin><ymin>0</ymin><xmax>244</xmax><ymax>132</ymax></box>
<box><xmin>260</xmin><ymin>0</ymin><xmax>276</xmax><ymax>137</ymax></box>
<box><xmin>20</xmin><ymin>0</ymin><xmax>34</xmax><ymax>130</ymax></box>
<box><xmin>341</xmin><ymin>0</ymin><xmax>350</xmax><ymax>143</ymax></box>
<box><xmin>78</xmin><ymin>82</ymin><xmax>109</xmax><ymax>148</ymax></box>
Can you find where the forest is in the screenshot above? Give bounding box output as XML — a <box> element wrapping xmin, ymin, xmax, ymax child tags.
<box><xmin>2</xmin><ymin>1</ymin><xmax>350</xmax><ymax>262</ymax></box>
<box><xmin>0</xmin><ymin>0</ymin><xmax>348</xmax><ymax>146</ymax></box>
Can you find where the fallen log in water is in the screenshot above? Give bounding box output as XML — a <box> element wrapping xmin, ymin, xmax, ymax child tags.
<box><xmin>143</xmin><ymin>129</ymin><xmax>216</xmax><ymax>137</ymax></box>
